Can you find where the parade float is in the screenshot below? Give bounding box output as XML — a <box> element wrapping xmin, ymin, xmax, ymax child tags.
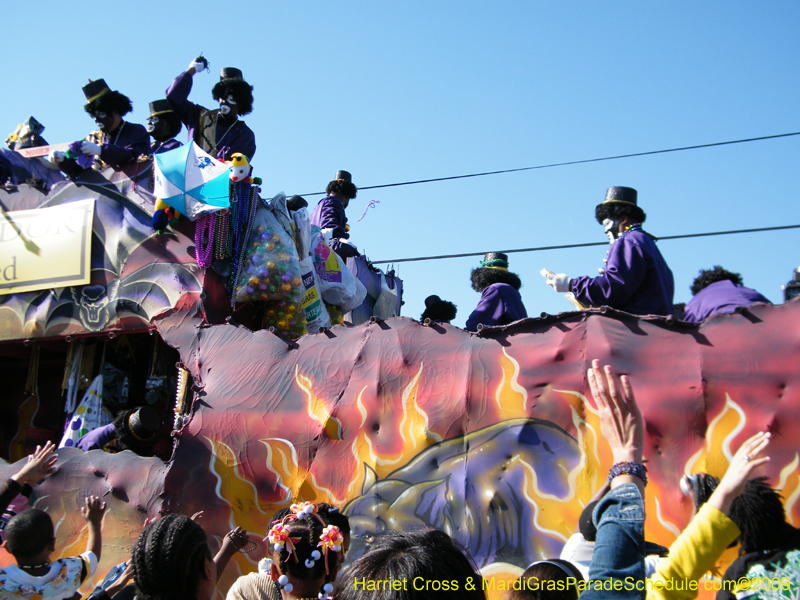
<box><xmin>1</xmin><ymin>145</ymin><xmax>799</xmax><ymax>600</ymax></box>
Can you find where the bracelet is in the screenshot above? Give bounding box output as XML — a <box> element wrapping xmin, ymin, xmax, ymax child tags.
<box><xmin>227</xmin><ymin>530</ymin><xmax>257</xmax><ymax>554</ymax></box>
<box><xmin>608</xmin><ymin>461</ymin><xmax>648</xmax><ymax>486</ymax></box>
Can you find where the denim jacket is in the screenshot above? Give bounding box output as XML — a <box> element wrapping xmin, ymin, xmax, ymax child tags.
<box><xmin>582</xmin><ymin>483</ymin><xmax>646</xmax><ymax>600</ymax></box>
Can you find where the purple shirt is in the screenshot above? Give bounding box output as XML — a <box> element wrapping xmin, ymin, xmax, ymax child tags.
<box><xmin>150</xmin><ymin>138</ymin><xmax>183</xmax><ymax>154</ymax></box>
<box><xmin>166</xmin><ymin>71</ymin><xmax>256</xmax><ymax>161</ymax></box>
<box><xmin>683</xmin><ymin>280</ymin><xmax>771</xmax><ymax>323</ymax></box>
<box><xmin>75</xmin><ymin>423</ymin><xmax>117</xmax><ymax>451</ymax></box>
<box><xmin>465</xmin><ymin>283</ymin><xmax>528</xmax><ymax>331</ymax></box>
<box><xmin>310</xmin><ymin>196</ymin><xmax>358</xmax><ymax>258</ymax></box>
<box><xmin>60</xmin><ymin>122</ymin><xmax>151</xmax><ymax>178</ymax></box>
<box><xmin>570</xmin><ymin>228</ymin><xmax>674</xmax><ymax>316</ymax></box>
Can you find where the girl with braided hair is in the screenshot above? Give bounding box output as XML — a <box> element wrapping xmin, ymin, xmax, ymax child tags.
<box><xmin>132</xmin><ymin>514</ymin><xmax>217</xmax><ymax>600</ymax></box>
<box><xmin>264</xmin><ymin>502</ymin><xmax>345</xmax><ymax>600</ymax></box>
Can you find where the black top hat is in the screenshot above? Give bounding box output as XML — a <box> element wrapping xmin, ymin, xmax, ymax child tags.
<box><xmin>149</xmin><ymin>99</ymin><xmax>174</xmax><ymax>116</ymax></box>
<box><xmin>83</xmin><ymin>79</ymin><xmax>111</xmax><ymax>104</ymax></box>
<box><xmin>124</xmin><ymin>406</ymin><xmax>160</xmax><ymax>446</ymax></box>
<box><xmin>424</xmin><ymin>295</ymin><xmax>442</xmax><ymax>309</ymax></box>
<box><xmin>595</xmin><ymin>186</ymin><xmax>646</xmax><ymax>224</ymax></box>
<box><xmin>220</xmin><ymin>67</ymin><xmax>244</xmax><ymax>81</ymax></box>
<box><xmin>334</xmin><ymin>170</ymin><xmax>352</xmax><ymax>183</ymax></box>
<box><xmin>480</xmin><ymin>252</ymin><xmax>509</xmax><ymax>270</ymax></box>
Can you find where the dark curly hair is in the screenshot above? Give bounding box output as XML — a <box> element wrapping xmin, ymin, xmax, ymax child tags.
<box><xmin>333</xmin><ymin>529</ymin><xmax>485</xmax><ymax>600</ymax></box>
<box><xmin>211</xmin><ymin>79</ymin><xmax>254</xmax><ymax>115</ymax></box>
<box><xmin>4</xmin><ymin>509</ymin><xmax>54</xmax><ymax>559</ymax></box>
<box><xmin>421</xmin><ymin>300</ymin><xmax>458</xmax><ymax>323</ymax></box>
<box><xmin>471</xmin><ymin>268</ymin><xmax>522</xmax><ymax>293</ymax></box>
<box><xmin>509</xmin><ymin>559</ymin><xmax>584</xmax><ymax>600</ymax></box>
<box><xmin>729</xmin><ymin>477</ymin><xmax>792</xmax><ymax>554</ymax></box>
<box><xmin>690</xmin><ymin>266</ymin><xmax>743</xmax><ymax>296</ymax></box>
<box><xmin>594</xmin><ymin>201</ymin><xmax>646</xmax><ymax>225</ymax></box>
<box><xmin>132</xmin><ymin>514</ymin><xmax>211</xmax><ymax>600</ymax></box>
<box><xmin>84</xmin><ymin>91</ymin><xmax>133</xmax><ymax>118</ymax></box>
<box><xmin>326</xmin><ymin>179</ymin><xmax>358</xmax><ymax>200</ymax></box>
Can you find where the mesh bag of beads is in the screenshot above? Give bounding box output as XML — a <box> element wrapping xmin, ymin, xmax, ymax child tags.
<box><xmin>233</xmin><ymin>203</ymin><xmax>304</xmax><ymax>306</ymax></box>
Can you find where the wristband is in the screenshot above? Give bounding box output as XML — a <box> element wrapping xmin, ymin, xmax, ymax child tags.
<box><xmin>608</xmin><ymin>461</ymin><xmax>648</xmax><ymax>486</ymax></box>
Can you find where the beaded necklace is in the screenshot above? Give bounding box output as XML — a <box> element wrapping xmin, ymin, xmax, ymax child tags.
<box><xmin>195</xmin><ymin>213</ymin><xmax>216</xmax><ymax>268</ymax></box>
<box><xmin>228</xmin><ymin>181</ymin><xmax>257</xmax><ymax>298</ymax></box>
<box><xmin>151</xmin><ymin>138</ymin><xmax>176</xmax><ymax>154</ymax></box>
<box><xmin>213</xmin><ymin>117</ymin><xmax>238</xmax><ymax>153</ymax></box>
<box><xmin>18</xmin><ymin>562</ymin><xmax>51</xmax><ymax>570</ymax></box>
<box><xmin>622</xmin><ymin>222</ymin><xmax>642</xmax><ymax>235</ymax></box>
<box><xmin>112</xmin><ymin>121</ymin><xmax>126</xmax><ymax>146</ymax></box>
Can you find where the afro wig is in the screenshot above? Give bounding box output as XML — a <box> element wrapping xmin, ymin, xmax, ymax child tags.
<box><xmin>690</xmin><ymin>266</ymin><xmax>743</xmax><ymax>296</ymax></box>
<box><xmin>84</xmin><ymin>91</ymin><xmax>133</xmax><ymax>118</ymax></box>
<box><xmin>211</xmin><ymin>79</ymin><xmax>254</xmax><ymax>115</ymax></box>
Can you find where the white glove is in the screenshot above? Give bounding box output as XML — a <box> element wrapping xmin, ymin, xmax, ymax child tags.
<box><xmin>48</xmin><ymin>150</ymin><xmax>64</xmax><ymax>163</ymax></box>
<box><xmin>81</xmin><ymin>141</ymin><xmax>102</xmax><ymax>156</ymax></box>
<box><xmin>189</xmin><ymin>56</ymin><xmax>208</xmax><ymax>73</ymax></box>
<box><xmin>546</xmin><ymin>272</ymin><xmax>571</xmax><ymax>293</ymax></box>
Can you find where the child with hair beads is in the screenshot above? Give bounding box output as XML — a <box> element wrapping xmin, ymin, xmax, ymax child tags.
<box><xmin>266</xmin><ymin>502</ymin><xmax>345</xmax><ymax>600</ymax></box>
<box><xmin>0</xmin><ymin>495</ymin><xmax>106</xmax><ymax>600</ymax></box>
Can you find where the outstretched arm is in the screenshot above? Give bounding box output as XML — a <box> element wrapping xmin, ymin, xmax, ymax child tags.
<box><xmin>1</xmin><ymin>442</ymin><xmax>58</xmax><ymax>514</ymax></box>
<box><xmin>650</xmin><ymin>432</ymin><xmax>770</xmax><ymax>600</ymax></box>
<box><xmin>81</xmin><ymin>495</ymin><xmax>107</xmax><ymax>562</ymax></box>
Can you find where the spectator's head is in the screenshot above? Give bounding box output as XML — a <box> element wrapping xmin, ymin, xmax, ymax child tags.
<box><xmin>471</xmin><ymin>252</ymin><xmax>522</xmax><ymax>293</ymax></box>
<box><xmin>690</xmin><ymin>266</ymin><xmax>743</xmax><ymax>296</ymax></box>
<box><xmin>729</xmin><ymin>477</ymin><xmax>791</xmax><ymax>554</ymax></box>
<box><xmin>510</xmin><ymin>560</ymin><xmax>584</xmax><ymax>600</ymax></box>
<box><xmin>132</xmin><ymin>514</ymin><xmax>215</xmax><ymax>600</ymax></box>
<box><xmin>326</xmin><ymin>170</ymin><xmax>358</xmax><ymax>204</ymax></box>
<box><xmin>82</xmin><ymin>79</ymin><xmax>133</xmax><ymax>132</ymax></box>
<box><xmin>267</xmin><ymin>503</ymin><xmax>345</xmax><ymax>599</ymax></box>
<box><xmin>680</xmin><ymin>473</ymin><xmax>719</xmax><ymax>515</ymax></box>
<box><xmin>212</xmin><ymin>68</ymin><xmax>254</xmax><ymax>117</ymax></box>
<box><xmin>421</xmin><ymin>295</ymin><xmax>458</xmax><ymax>324</ymax></box>
<box><xmin>4</xmin><ymin>509</ymin><xmax>55</xmax><ymax>563</ymax></box>
<box><xmin>334</xmin><ymin>529</ymin><xmax>486</xmax><ymax>600</ymax></box>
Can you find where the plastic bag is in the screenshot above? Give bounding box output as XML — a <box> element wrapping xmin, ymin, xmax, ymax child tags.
<box><xmin>311</xmin><ymin>229</ymin><xmax>367</xmax><ymax>312</ymax></box>
<box><xmin>292</xmin><ymin>207</ymin><xmax>311</xmax><ymax>260</ymax></box>
<box><xmin>59</xmin><ymin>375</ymin><xmax>113</xmax><ymax>448</ymax></box>
<box><xmin>299</xmin><ymin>256</ymin><xmax>331</xmax><ymax>332</ymax></box>
<box><xmin>233</xmin><ymin>203</ymin><xmax>303</xmax><ymax>304</ymax></box>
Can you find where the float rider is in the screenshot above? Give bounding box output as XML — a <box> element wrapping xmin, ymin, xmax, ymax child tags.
<box><xmin>147</xmin><ymin>99</ymin><xmax>183</xmax><ymax>155</ymax></box>
<box><xmin>50</xmin><ymin>79</ymin><xmax>151</xmax><ymax>175</ymax></box>
<box><xmin>544</xmin><ymin>186</ymin><xmax>674</xmax><ymax>316</ymax></box>
<box><xmin>166</xmin><ymin>57</ymin><xmax>256</xmax><ymax>162</ymax></box>
<box><xmin>310</xmin><ymin>170</ymin><xmax>360</xmax><ymax>260</ymax></box>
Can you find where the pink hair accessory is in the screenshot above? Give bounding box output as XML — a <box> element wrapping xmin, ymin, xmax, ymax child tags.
<box><xmin>318</xmin><ymin>525</ymin><xmax>344</xmax><ymax>573</ymax></box>
<box><xmin>290</xmin><ymin>501</ymin><xmax>317</xmax><ymax>516</ymax></box>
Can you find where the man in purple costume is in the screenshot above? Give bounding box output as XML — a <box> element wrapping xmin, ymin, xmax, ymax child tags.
<box><xmin>545</xmin><ymin>186</ymin><xmax>674</xmax><ymax>316</ymax></box>
<box><xmin>49</xmin><ymin>79</ymin><xmax>150</xmax><ymax>176</ymax></box>
<box><xmin>147</xmin><ymin>99</ymin><xmax>183</xmax><ymax>155</ymax></box>
<box><xmin>75</xmin><ymin>407</ymin><xmax>160</xmax><ymax>457</ymax></box>
<box><xmin>465</xmin><ymin>252</ymin><xmax>528</xmax><ymax>331</ymax></box>
<box><xmin>166</xmin><ymin>57</ymin><xmax>256</xmax><ymax>162</ymax></box>
<box><xmin>683</xmin><ymin>266</ymin><xmax>771</xmax><ymax>323</ymax></box>
<box><xmin>310</xmin><ymin>170</ymin><xmax>360</xmax><ymax>259</ymax></box>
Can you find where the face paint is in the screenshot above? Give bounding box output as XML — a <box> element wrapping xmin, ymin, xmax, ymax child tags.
<box><xmin>92</xmin><ymin>111</ymin><xmax>114</xmax><ymax>132</ymax></box>
<box><xmin>218</xmin><ymin>95</ymin><xmax>238</xmax><ymax>117</ymax></box>
<box><xmin>602</xmin><ymin>218</ymin><xmax>620</xmax><ymax>243</ymax></box>
<box><xmin>146</xmin><ymin>116</ymin><xmax>159</xmax><ymax>134</ymax></box>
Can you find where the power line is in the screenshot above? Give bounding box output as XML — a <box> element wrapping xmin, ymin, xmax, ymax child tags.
<box><xmin>299</xmin><ymin>131</ymin><xmax>800</xmax><ymax>197</ymax></box>
<box><xmin>370</xmin><ymin>224</ymin><xmax>800</xmax><ymax>265</ymax></box>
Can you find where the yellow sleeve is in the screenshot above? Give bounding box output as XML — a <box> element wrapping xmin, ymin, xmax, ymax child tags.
<box><xmin>648</xmin><ymin>503</ymin><xmax>740</xmax><ymax>600</ymax></box>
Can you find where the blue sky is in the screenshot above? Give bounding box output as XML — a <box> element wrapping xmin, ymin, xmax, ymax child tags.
<box><xmin>6</xmin><ymin>1</ymin><xmax>799</xmax><ymax>327</ymax></box>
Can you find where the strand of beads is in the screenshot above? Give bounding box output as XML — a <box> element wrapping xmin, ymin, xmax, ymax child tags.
<box><xmin>194</xmin><ymin>213</ymin><xmax>216</xmax><ymax>268</ymax></box>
